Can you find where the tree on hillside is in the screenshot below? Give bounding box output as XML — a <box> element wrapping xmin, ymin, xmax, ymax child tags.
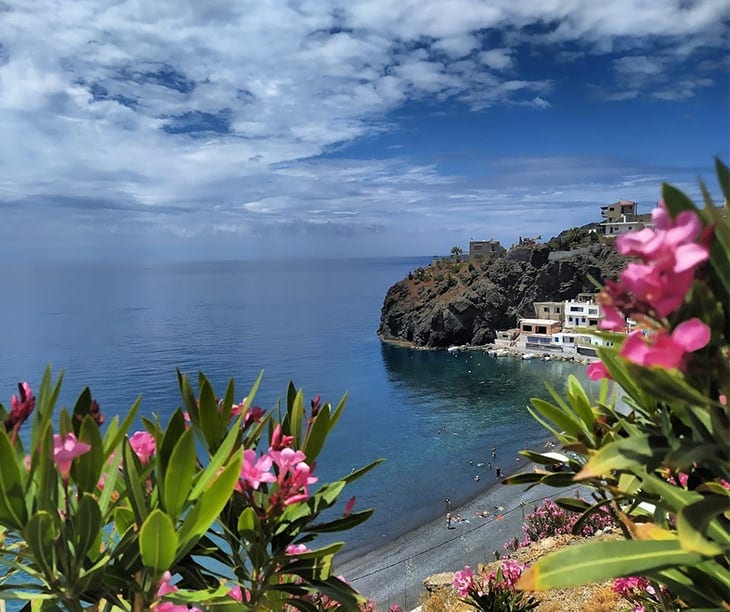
<box><xmin>450</xmin><ymin>246</ymin><xmax>463</xmax><ymax>261</ymax></box>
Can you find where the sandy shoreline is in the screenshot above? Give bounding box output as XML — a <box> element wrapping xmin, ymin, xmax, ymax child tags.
<box><xmin>336</xmin><ymin>466</ymin><xmax>581</xmax><ymax>610</ymax></box>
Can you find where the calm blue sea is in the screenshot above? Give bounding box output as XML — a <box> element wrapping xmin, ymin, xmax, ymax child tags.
<box><xmin>0</xmin><ymin>258</ymin><xmax>583</xmax><ymax>558</ymax></box>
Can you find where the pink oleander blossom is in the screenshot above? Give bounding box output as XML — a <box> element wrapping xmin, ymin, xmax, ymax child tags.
<box><xmin>238</xmin><ymin>449</ymin><xmax>276</xmax><ymax>492</ymax></box>
<box><xmin>344</xmin><ymin>495</ymin><xmax>356</xmax><ymax>516</ymax></box>
<box><xmin>586</xmin><ymin>360</ymin><xmax>610</xmax><ymax>381</ymax></box>
<box><xmin>613</xmin><ymin>575</ymin><xmax>650</xmax><ymax>596</ymax></box>
<box><xmin>600</xmin><ymin>201</ymin><xmax>709</xmax><ymax>326</ymax></box>
<box><xmin>129</xmin><ymin>431</ymin><xmax>156</xmax><ymax>465</ymax></box>
<box><xmin>286</xmin><ymin>543</ymin><xmax>310</xmax><ymax>556</ymax></box>
<box><xmin>452</xmin><ymin>566</ymin><xmax>475</xmax><ymax>598</ymax></box>
<box><xmin>5</xmin><ymin>382</ymin><xmax>35</xmax><ymax>432</ymax></box>
<box><xmin>52</xmin><ymin>433</ymin><xmax>91</xmax><ymax>480</ymax></box>
<box><xmin>270</xmin><ymin>424</ymin><xmax>294</xmax><ymax>450</ymax></box>
<box><xmin>228</xmin><ymin>585</ymin><xmax>242</xmax><ymax>602</ymax></box>
<box><xmin>621</xmin><ymin>318</ymin><xmax>710</xmax><ymax>370</ymax></box>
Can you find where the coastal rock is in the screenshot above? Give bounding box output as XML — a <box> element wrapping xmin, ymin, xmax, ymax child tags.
<box><xmin>378</xmin><ymin>240</ymin><xmax>625</xmax><ymax>349</ymax></box>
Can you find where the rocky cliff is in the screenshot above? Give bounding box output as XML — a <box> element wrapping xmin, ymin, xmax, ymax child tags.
<box><xmin>378</xmin><ymin>241</ymin><xmax>626</xmax><ymax>349</ymax></box>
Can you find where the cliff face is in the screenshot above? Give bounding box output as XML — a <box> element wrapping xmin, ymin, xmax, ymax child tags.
<box><xmin>378</xmin><ymin>243</ymin><xmax>626</xmax><ymax>349</ymax></box>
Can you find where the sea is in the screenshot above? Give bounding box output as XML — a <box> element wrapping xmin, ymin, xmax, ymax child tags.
<box><xmin>0</xmin><ymin>257</ymin><xmax>588</xmax><ymax>559</ymax></box>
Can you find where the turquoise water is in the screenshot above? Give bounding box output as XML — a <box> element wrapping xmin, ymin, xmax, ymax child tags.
<box><xmin>0</xmin><ymin>258</ymin><xmax>582</xmax><ymax>556</ymax></box>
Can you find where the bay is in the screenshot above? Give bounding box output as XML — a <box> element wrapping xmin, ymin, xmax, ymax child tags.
<box><xmin>0</xmin><ymin>258</ymin><xmax>583</xmax><ymax>557</ymax></box>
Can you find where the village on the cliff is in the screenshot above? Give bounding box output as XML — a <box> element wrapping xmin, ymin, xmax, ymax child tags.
<box><xmin>466</xmin><ymin>200</ymin><xmax>652</xmax><ymax>361</ymax></box>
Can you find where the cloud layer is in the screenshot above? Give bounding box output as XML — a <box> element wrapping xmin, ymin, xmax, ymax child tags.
<box><xmin>1</xmin><ymin>0</ymin><xmax>727</xmax><ymax>259</ymax></box>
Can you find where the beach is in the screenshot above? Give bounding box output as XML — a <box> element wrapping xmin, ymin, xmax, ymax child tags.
<box><xmin>336</xmin><ymin>470</ymin><xmax>581</xmax><ymax>610</ymax></box>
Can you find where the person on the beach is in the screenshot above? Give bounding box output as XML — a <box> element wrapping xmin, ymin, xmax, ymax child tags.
<box><xmin>444</xmin><ymin>498</ymin><xmax>452</xmax><ymax>511</ymax></box>
<box><xmin>487</xmin><ymin>461</ymin><xmax>491</xmax><ymax>470</ymax></box>
<box><xmin>491</xmin><ymin>446</ymin><xmax>497</xmax><ymax>459</ymax></box>
<box><xmin>495</xmin><ymin>466</ymin><xmax>502</xmax><ymax>478</ymax></box>
<box><xmin>474</xmin><ymin>474</ymin><xmax>480</xmax><ymax>482</ymax></box>
<box><xmin>446</xmin><ymin>512</ymin><xmax>453</xmax><ymax>529</ymax></box>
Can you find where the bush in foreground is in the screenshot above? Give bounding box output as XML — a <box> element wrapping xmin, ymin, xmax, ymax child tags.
<box><xmin>505</xmin><ymin>159</ymin><xmax>729</xmax><ymax>609</ymax></box>
<box><xmin>0</xmin><ymin>370</ymin><xmax>380</xmax><ymax>610</ymax></box>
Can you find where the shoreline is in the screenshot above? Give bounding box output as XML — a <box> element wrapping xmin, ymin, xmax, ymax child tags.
<box><xmin>378</xmin><ymin>334</ymin><xmax>593</xmax><ymax>365</ymax></box>
<box><xmin>336</xmin><ymin>458</ymin><xmax>575</xmax><ymax>610</ymax></box>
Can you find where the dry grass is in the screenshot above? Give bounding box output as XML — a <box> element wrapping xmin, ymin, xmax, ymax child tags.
<box><xmin>420</xmin><ymin>532</ymin><xmax>627</xmax><ymax>612</ymax></box>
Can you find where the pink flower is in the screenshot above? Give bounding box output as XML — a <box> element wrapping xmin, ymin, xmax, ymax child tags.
<box><xmin>344</xmin><ymin>496</ymin><xmax>356</xmax><ymax>517</ymax></box>
<box><xmin>286</xmin><ymin>543</ymin><xmax>310</xmax><ymax>556</ymax></box>
<box><xmin>52</xmin><ymin>433</ymin><xmax>91</xmax><ymax>480</ymax></box>
<box><xmin>586</xmin><ymin>360</ymin><xmax>610</xmax><ymax>381</ymax></box>
<box><xmin>156</xmin><ymin>571</ymin><xmax>177</xmax><ymax>597</ymax></box>
<box><xmin>228</xmin><ymin>585</ymin><xmax>242</xmax><ymax>602</ymax></box>
<box><xmin>5</xmin><ymin>382</ymin><xmax>35</xmax><ymax>432</ymax></box>
<box><xmin>129</xmin><ymin>431</ymin><xmax>156</xmax><ymax>465</ymax></box>
<box><xmin>621</xmin><ymin>319</ymin><xmax>710</xmax><ymax>370</ymax></box>
<box><xmin>270</xmin><ymin>424</ymin><xmax>294</xmax><ymax>451</ymax></box>
<box><xmin>498</xmin><ymin>559</ymin><xmax>525</xmax><ymax>588</ymax></box>
<box><xmin>283</xmin><ymin>461</ymin><xmax>317</xmax><ymax>505</ymax></box>
<box><xmin>269</xmin><ymin>447</ymin><xmax>307</xmax><ymax>473</ymax></box>
<box><xmin>238</xmin><ymin>449</ymin><xmax>276</xmax><ymax>492</ymax></box>
<box><xmin>452</xmin><ymin>566</ymin><xmax>474</xmax><ymax>598</ymax></box>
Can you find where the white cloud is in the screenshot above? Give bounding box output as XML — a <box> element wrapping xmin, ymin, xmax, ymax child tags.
<box><xmin>0</xmin><ymin>0</ymin><xmax>726</xmax><ymax>259</ymax></box>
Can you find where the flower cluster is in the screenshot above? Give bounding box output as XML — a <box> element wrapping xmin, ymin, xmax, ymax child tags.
<box><xmin>237</xmin><ymin>424</ymin><xmax>318</xmax><ymax>510</ymax></box>
<box><xmin>613</xmin><ymin>575</ymin><xmax>673</xmax><ymax>612</ymax></box>
<box><xmin>590</xmin><ymin>201</ymin><xmax>712</xmax><ymax>378</ymax></box>
<box><xmin>0</xmin><ymin>372</ymin><xmax>375</xmax><ymax>610</ymax></box>
<box><xmin>453</xmin><ymin>562</ymin><xmax>538</xmax><ymax>612</ymax></box>
<box><xmin>505</xmin><ymin>498</ymin><xmax>615</xmax><ymax>552</ymax></box>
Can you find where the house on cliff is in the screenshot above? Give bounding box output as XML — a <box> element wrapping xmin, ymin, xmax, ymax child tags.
<box><xmin>600</xmin><ymin>199</ymin><xmax>653</xmax><ymax>236</ymax></box>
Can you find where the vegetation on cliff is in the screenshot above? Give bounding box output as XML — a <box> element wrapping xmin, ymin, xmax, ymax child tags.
<box><xmin>378</xmin><ymin>230</ymin><xmax>626</xmax><ymax>348</ymax></box>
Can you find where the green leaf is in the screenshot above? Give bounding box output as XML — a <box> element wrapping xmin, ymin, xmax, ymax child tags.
<box><xmin>0</xmin><ymin>428</ymin><xmax>28</xmax><ymax>529</ymax></box>
<box><xmin>237</xmin><ymin>506</ymin><xmax>261</xmax><ymax>540</ymax></box>
<box><xmin>158</xmin><ymin>408</ymin><xmax>187</xmax><ymax>477</ymax></box>
<box><xmin>529</xmin><ymin>397</ymin><xmax>584</xmax><ymax>440</ymax></box>
<box><xmin>340</xmin><ymin>458</ymin><xmax>384</xmax><ymax>485</ymax></box>
<box><xmin>103</xmin><ymin>396</ymin><xmax>141</xmax><ymax>460</ymax></box>
<box><xmin>177</xmin><ymin>369</ymin><xmax>200</xmax><ymax>426</ymax></box>
<box><xmin>676</xmin><ymin>495</ymin><xmax>730</xmax><ymax>555</ymax></box>
<box><xmin>517</xmin><ymin>539</ymin><xmax>703</xmax><ymax>591</ymax></box>
<box><xmin>576</xmin><ymin>435</ymin><xmax>669</xmax><ymax>479</ymax></box>
<box><xmin>329</xmin><ymin>393</ymin><xmax>348</xmax><ymax>431</ymax></box>
<box><xmin>73</xmin><ymin>494</ymin><xmax>102</xmax><ymax>569</ymax></box>
<box><xmin>566</xmin><ymin>375</ymin><xmax>596</xmax><ymax>443</ymax></box>
<box><xmin>176</xmin><ymin>451</ymin><xmax>242</xmax><ymax>561</ymax></box>
<box><xmin>305</xmin><ymin>509</ymin><xmax>374</xmax><ymax>533</ymax></box>
<box><xmin>197</xmin><ymin>377</ymin><xmax>219</xmax><ymax>449</ymax></box>
<box><xmin>288</xmin><ymin>388</ymin><xmax>305</xmax><ymax>448</ymax></box>
<box><xmin>162</xmin><ymin>427</ymin><xmax>196</xmax><ymax>521</ymax></box>
<box><xmin>71</xmin><ymin>415</ymin><xmax>104</xmax><ymax>493</ymax></box>
<box><xmin>122</xmin><ymin>439</ymin><xmax>150</xmax><ymax>525</ymax></box>
<box><xmin>24</xmin><ymin>511</ymin><xmax>56</xmax><ymax>579</ymax></box>
<box><xmin>189</xmin><ymin>413</ymin><xmax>242</xmax><ymax>501</ymax></box>
<box><xmin>303</xmin><ymin>405</ymin><xmax>330</xmax><ymax>463</ymax></box>
<box><xmin>139</xmin><ymin>509</ymin><xmax>177</xmax><ymax>573</ymax></box>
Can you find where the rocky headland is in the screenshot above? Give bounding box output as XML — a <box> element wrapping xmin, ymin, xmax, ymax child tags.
<box><xmin>378</xmin><ymin>230</ymin><xmax>626</xmax><ymax>349</ymax></box>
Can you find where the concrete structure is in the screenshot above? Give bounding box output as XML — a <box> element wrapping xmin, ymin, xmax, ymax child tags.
<box><xmin>574</xmin><ymin>334</ymin><xmax>617</xmax><ymax>357</ymax></box>
<box><xmin>533</xmin><ymin>301</ymin><xmax>564</xmax><ymax>323</ymax></box>
<box><xmin>469</xmin><ymin>240</ymin><xmax>502</xmax><ymax>258</ymax></box>
<box><xmin>519</xmin><ymin>318</ymin><xmax>562</xmax><ymax>351</ymax></box>
<box><xmin>599</xmin><ymin>199</ymin><xmax>652</xmax><ymax>236</ymax></box>
<box><xmin>564</xmin><ymin>300</ymin><xmax>601</xmax><ymax>329</ymax></box>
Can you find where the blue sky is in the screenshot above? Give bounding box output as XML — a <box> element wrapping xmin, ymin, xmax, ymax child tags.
<box><xmin>1</xmin><ymin>1</ymin><xmax>728</xmax><ymax>261</ymax></box>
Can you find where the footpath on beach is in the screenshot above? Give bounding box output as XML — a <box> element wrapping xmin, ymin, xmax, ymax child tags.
<box><xmin>337</xmin><ymin>471</ymin><xmax>584</xmax><ymax>610</ymax></box>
